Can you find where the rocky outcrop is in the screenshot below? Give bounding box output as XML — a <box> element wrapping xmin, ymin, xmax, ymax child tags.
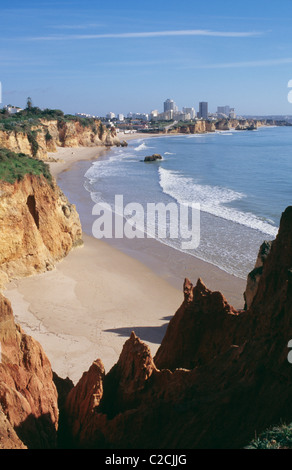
<box><xmin>0</xmin><ymin>120</ymin><xmax>121</xmax><ymax>161</ymax></box>
<box><xmin>62</xmin><ymin>207</ymin><xmax>292</xmax><ymax>449</ymax></box>
<box><xmin>168</xmin><ymin>119</ymin><xmax>268</xmax><ymax>135</ymax></box>
<box><xmin>0</xmin><ymin>294</ymin><xmax>58</xmax><ymax>448</ymax></box>
<box><xmin>0</xmin><ymin>410</ymin><xmax>27</xmax><ymax>449</ymax></box>
<box><xmin>169</xmin><ymin>120</ymin><xmax>216</xmax><ymax>134</ymax></box>
<box><xmin>244</xmin><ymin>240</ymin><xmax>273</xmax><ymax>310</ymax></box>
<box><xmin>0</xmin><ymin>174</ymin><xmax>82</xmax><ymax>288</ymax></box>
<box><xmin>144</xmin><ymin>154</ymin><xmax>163</xmax><ymax>162</ymax></box>
<box><xmin>154</xmin><ymin>278</ymin><xmax>241</xmax><ymax>370</ymax></box>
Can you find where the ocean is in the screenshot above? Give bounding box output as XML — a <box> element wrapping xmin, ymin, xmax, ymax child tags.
<box><xmin>83</xmin><ymin>126</ymin><xmax>292</xmax><ymax>279</ymax></box>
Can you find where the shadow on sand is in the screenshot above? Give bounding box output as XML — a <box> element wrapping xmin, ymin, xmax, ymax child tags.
<box><xmin>104</xmin><ymin>316</ymin><xmax>173</xmax><ymax>345</ymax></box>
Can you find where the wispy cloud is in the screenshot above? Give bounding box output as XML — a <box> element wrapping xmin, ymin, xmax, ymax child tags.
<box><xmin>91</xmin><ymin>57</ymin><xmax>292</xmax><ymax>70</ymax></box>
<box><xmin>100</xmin><ymin>59</ymin><xmax>186</xmax><ymax>67</ymax></box>
<box><xmin>49</xmin><ymin>23</ymin><xmax>104</xmax><ymax>30</ymax></box>
<box><xmin>185</xmin><ymin>58</ymin><xmax>292</xmax><ymax>69</ymax></box>
<box><xmin>24</xmin><ymin>29</ymin><xmax>263</xmax><ymax>41</ymax></box>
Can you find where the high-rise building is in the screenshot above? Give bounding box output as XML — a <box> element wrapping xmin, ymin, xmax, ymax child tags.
<box><xmin>217</xmin><ymin>105</ymin><xmax>230</xmax><ymax>116</ymax></box>
<box><xmin>198</xmin><ymin>102</ymin><xmax>208</xmax><ymax>119</ymax></box>
<box><xmin>106</xmin><ymin>112</ymin><xmax>116</xmax><ymax>119</ymax></box>
<box><xmin>229</xmin><ymin>108</ymin><xmax>236</xmax><ymax>119</ymax></box>
<box><xmin>164</xmin><ymin>99</ymin><xmax>177</xmax><ymax>113</ymax></box>
<box><xmin>183</xmin><ymin>107</ymin><xmax>196</xmax><ymax>119</ymax></box>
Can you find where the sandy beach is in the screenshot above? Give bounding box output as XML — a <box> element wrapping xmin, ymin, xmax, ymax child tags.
<box><xmin>4</xmin><ymin>133</ymin><xmax>246</xmax><ymax>384</ymax></box>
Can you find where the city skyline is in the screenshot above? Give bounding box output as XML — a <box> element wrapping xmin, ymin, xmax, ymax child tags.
<box><xmin>1</xmin><ymin>1</ymin><xmax>292</xmax><ymax>116</ymax></box>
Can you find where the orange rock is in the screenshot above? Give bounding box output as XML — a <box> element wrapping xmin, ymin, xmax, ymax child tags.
<box><xmin>0</xmin><ymin>174</ymin><xmax>83</xmax><ymax>287</ymax></box>
<box><xmin>0</xmin><ymin>119</ymin><xmax>120</xmax><ymax>161</ymax></box>
<box><xmin>0</xmin><ymin>294</ymin><xmax>58</xmax><ymax>448</ymax></box>
<box><xmin>63</xmin><ymin>207</ymin><xmax>292</xmax><ymax>449</ymax></box>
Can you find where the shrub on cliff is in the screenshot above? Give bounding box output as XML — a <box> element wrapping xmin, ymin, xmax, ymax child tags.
<box><xmin>0</xmin><ymin>148</ymin><xmax>52</xmax><ymax>184</ymax></box>
<box><xmin>246</xmin><ymin>423</ymin><xmax>292</xmax><ymax>449</ymax></box>
<box><xmin>27</xmin><ymin>131</ymin><xmax>39</xmax><ymax>157</ymax></box>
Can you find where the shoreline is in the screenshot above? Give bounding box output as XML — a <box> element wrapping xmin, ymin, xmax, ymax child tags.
<box><xmin>48</xmin><ymin>132</ymin><xmax>161</xmax><ymax>178</ymax></box>
<box><xmin>54</xmin><ymin>133</ymin><xmax>246</xmax><ymax>298</ymax></box>
<box><xmin>4</xmin><ymin>135</ymin><xmax>246</xmax><ymax>383</ymax></box>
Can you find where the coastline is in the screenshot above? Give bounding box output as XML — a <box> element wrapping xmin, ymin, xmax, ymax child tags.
<box><xmin>4</xmin><ymin>134</ymin><xmax>246</xmax><ymax>383</ymax></box>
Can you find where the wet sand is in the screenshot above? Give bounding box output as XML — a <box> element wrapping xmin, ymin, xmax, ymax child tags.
<box><xmin>4</xmin><ymin>134</ymin><xmax>246</xmax><ymax>383</ymax></box>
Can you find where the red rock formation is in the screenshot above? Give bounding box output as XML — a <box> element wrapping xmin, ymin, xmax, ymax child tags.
<box><xmin>154</xmin><ymin>278</ymin><xmax>241</xmax><ymax>370</ymax></box>
<box><xmin>64</xmin><ymin>207</ymin><xmax>292</xmax><ymax>449</ymax></box>
<box><xmin>0</xmin><ymin>410</ymin><xmax>27</xmax><ymax>449</ymax></box>
<box><xmin>0</xmin><ymin>294</ymin><xmax>59</xmax><ymax>448</ymax></box>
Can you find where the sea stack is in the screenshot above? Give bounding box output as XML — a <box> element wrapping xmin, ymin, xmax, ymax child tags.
<box><xmin>144</xmin><ymin>154</ymin><xmax>162</xmax><ymax>162</ymax></box>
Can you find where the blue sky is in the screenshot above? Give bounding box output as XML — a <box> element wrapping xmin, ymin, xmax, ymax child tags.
<box><xmin>1</xmin><ymin>0</ymin><xmax>292</xmax><ymax>116</ymax></box>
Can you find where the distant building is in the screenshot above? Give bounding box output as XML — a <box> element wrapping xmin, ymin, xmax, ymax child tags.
<box><xmin>4</xmin><ymin>105</ymin><xmax>23</xmax><ymax>114</ymax></box>
<box><xmin>106</xmin><ymin>112</ymin><xmax>116</xmax><ymax>119</ymax></box>
<box><xmin>150</xmin><ymin>110</ymin><xmax>159</xmax><ymax>119</ymax></box>
<box><xmin>132</xmin><ymin>113</ymin><xmax>149</xmax><ymax>121</ymax></box>
<box><xmin>229</xmin><ymin>108</ymin><xmax>236</xmax><ymax>119</ymax></box>
<box><xmin>75</xmin><ymin>112</ymin><xmax>96</xmax><ymax>118</ymax></box>
<box><xmin>153</xmin><ymin>110</ymin><xmax>174</xmax><ymax>121</ymax></box>
<box><xmin>182</xmin><ymin>107</ymin><xmax>196</xmax><ymax>120</ymax></box>
<box><xmin>198</xmin><ymin>102</ymin><xmax>208</xmax><ymax>119</ymax></box>
<box><xmin>117</xmin><ymin>114</ymin><xmax>124</xmax><ymax>121</ymax></box>
<box><xmin>217</xmin><ymin>105</ymin><xmax>230</xmax><ymax>116</ymax></box>
<box><xmin>174</xmin><ymin>111</ymin><xmax>191</xmax><ymax>121</ymax></box>
<box><xmin>164</xmin><ymin>99</ymin><xmax>178</xmax><ymax>114</ymax></box>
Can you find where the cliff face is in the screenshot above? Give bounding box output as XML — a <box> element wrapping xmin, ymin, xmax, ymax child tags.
<box><xmin>169</xmin><ymin>120</ymin><xmax>216</xmax><ymax>134</ymax></box>
<box><xmin>243</xmin><ymin>240</ymin><xmax>273</xmax><ymax>310</ymax></box>
<box><xmin>0</xmin><ymin>174</ymin><xmax>82</xmax><ymax>288</ymax></box>
<box><xmin>63</xmin><ymin>207</ymin><xmax>292</xmax><ymax>449</ymax></box>
<box><xmin>0</xmin><ymin>294</ymin><xmax>58</xmax><ymax>448</ymax></box>
<box><xmin>169</xmin><ymin>119</ymin><xmax>268</xmax><ymax>135</ymax></box>
<box><xmin>0</xmin><ymin>120</ymin><xmax>120</xmax><ymax>161</ymax></box>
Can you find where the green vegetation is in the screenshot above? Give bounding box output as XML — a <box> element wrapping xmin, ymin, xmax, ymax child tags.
<box><xmin>98</xmin><ymin>122</ymin><xmax>105</xmax><ymax>138</ymax></box>
<box><xmin>45</xmin><ymin>130</ymin><xmax>53</xmax><ymax>142</ymax></box>
<box><xmin>27</xmin><ymin>130</ymin><xmax>39</xmax><ymax>157</ymax></box>
<box><xmin>246</xmin><ymin>423</ymin><xmax>292</xmax><ymax>449</ymax></box>
<box><xmin>0</xmin><ymin>148</ymin><xmax>52</xmax><ymax>185</ymax></box>
<box><xmin>0</xmin><ymin>98</ymin><xmax>98</xmax><ymax>134</ymax></box>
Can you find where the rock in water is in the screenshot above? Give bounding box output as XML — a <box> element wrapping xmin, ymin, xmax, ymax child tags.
<box><xmin>144</xmin><ymin>154</ymin><xmax>162</xmax><ymax>162</ymax></box>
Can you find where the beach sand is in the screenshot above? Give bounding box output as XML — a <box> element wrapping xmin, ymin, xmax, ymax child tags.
<box><xmin>4</xmin><ymin>133</ymin><xmax>246</xmax><ymax>383</ymax></box>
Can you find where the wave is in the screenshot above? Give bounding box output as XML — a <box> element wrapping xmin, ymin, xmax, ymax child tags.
<box><xmin>134</xmin><ymin>142</ymin><xmax>153</xmax><ymax>152</ymax></box>
<box><xmin>216</xmin><ymin>132</ymin><xmax>234</xmax><ymax>136</ymax></box>
<box><xmin>164</xmin><ymin>152</ymin><xmax>176</xmax><ymax>155</ymax></box>
<box><xmin>84</xmin><ymin>149</ymin><xmax>125</xmax><ymax>180</ymax></box>
<box><xmin>158</xmin><ymin>167</ymin><xmax>278</xmax><ymax>237</ymax></box>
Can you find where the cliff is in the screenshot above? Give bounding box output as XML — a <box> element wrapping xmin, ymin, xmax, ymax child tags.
<box><xmin>63</xmin><ymin>206</ymin><xmax>292</xmax><ymax>449</ymax></box>
<box><xmin>168</xmin><ymin>118</ymin><xmax>269</xmax><ymax>135</ymax></box>
<box><xmin>0</xmin><ymin>174</ymin><xmax>82</xmax><ymax>288</ymax></box>
<box><xmin>0</xmin><ymin>294</ymin><xmax>58</xmax><ymax>448</ymax></box>
<box><xmin>169</xmin><ymin>120</ymin><xmax>215</xmax><ymax>134</ymax></box>
<box><xmin>0</xmin><ymin>119</ymin><xmax>120</xmax><ymax>161</ymax></box>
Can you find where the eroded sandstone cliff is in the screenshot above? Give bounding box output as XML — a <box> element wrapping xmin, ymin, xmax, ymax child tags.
<box><xmin>62</xmin><ymin>207</ymin><xmax>292</xmax><ymax>449</ymax></box>
<box><xmin>0</xmin><ymin>294</ymin><xmax>58</xmax><ymax>448</ymax></box>
<box><xmin>0</xmin><ymin>174</ymin><xmax>82</xmax><ymax>288</ymax></box>
<box><xmin>0</xmin><ymin>119</ymin><xmax>120</xmax><ymax>161</ymax></box>
<box><xmin>169</xmin><ymin>118</ymin><xmax>268</xmax><ymax>135</ymax></box>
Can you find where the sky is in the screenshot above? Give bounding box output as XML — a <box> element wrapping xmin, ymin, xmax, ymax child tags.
<box><xmin>1</xmin><ymin>0</ymin><xmax>292</xmax><ymax>116</ymax></box>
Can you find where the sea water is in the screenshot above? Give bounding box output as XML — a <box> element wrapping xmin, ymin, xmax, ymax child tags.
<box><xmin>84</xmin><ymin>126</ymin><xmax>292</xmax><ymax>279</ymax></box>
